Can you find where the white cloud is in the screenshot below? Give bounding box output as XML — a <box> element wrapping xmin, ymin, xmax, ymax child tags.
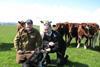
<box><xmin>0</xmin><ymin>4</ymin><xmax>100</xmax><ymax>26</ymax></box>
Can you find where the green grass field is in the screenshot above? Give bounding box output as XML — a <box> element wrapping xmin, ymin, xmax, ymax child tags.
<box><xmin>0</xmin><ymin>25</ymin><xmax>100</xmax><ymax>67</ymax></box>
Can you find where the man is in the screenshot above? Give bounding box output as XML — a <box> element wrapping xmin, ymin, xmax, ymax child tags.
<box><xmin>40</xmin><ymin>20</ymin><xmax>68</xmax><ymax>65</ymax></box>
<box><xmin>14</xmin><ymin>19</ymin><xmax>42</xmax><ymax>66</ymax></box>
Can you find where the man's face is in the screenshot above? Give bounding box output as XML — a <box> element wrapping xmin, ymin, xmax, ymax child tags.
<box><xmin>25</xmin><ymin>23</ymin><xmax>33</xmax><ymax>30</ymax></box>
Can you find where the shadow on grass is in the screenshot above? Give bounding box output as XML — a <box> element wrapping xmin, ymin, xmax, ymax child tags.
<box><xmin>69</xmin><ymin>43</ymin><xmax>100</xmax><ymax>52</ymax></box>
<box><xmin>0</xmin><ymin>43</ymin><xmax>13</xmax><ymax>51</ymax></box>
<box><xmin>47</xmin><ymin>60</ymin><xmax>56</xmax><ymax>67</ymax></box>
<box><xmin>47</xmin><ymin>60</ymin><xmax>89</xmax><ymax>67</ymax></box>
<box><xmin>88</xmin><ymin>46</ymin><xmax>100</xmax><ymax>52</ymax></box>
<box><xmin>68</xmin><ymin>43</ymin><xmax>84</xmax><ymax>48</ymax></box>
<box><xmin>66</xmin><ymin>60</ymin><xmax>89</xmax><ymax>67</ymax></box>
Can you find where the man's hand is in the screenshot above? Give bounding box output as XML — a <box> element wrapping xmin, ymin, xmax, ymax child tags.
<box><xmin>46</xmin><ymin>48</ymin><xmax>51</xmax><ymax>52</ymax></box>
<box><xmin>17</xmin><ymin>50</ymin><xmax>23</xmax><ymax>54</ymax></box>
<box><xmin>49</xmin><ymin>42</ymin><xmax>55</xmax><ymax>46</ymax></box>
<box><xmin>31</xmin><ymin>51</ymin><xmax>35</xmax><ymax>54</ymax></box>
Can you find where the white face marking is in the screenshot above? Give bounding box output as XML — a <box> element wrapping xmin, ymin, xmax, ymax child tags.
<box><xmin>86</xmin><ymin>25</ymin><xmax>89</xmax><ymax>29</ymax></box>
<box><xmin>43</xmin><ymin>23</ymin><xmax>50</xmax><ymax>32</ymax></box>
<box><xmin>41</xmin><ymin>21</ymin><xmax>52</xmax><ymax>33</ymax></box>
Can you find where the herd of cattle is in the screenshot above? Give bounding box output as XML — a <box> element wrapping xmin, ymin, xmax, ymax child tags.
<box><xmin>40</xmin><ymin>21</ymin><xmax>100</xmax><ymax>49</ymax></box>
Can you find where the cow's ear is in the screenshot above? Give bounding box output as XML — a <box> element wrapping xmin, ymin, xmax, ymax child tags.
<box><xmin>18</xmin><ymin>21</ymin><xmax>21</xmax><ymax>24</ymax></box>
<box><xmin>49</xmin><ymin>21</ymin><xmax>52</xmax><ymax>23</ymax></box>
<box><xmin>40</xmin><ymin>21</ymin><xmax>44</xmax><ymax>23</ymax></box>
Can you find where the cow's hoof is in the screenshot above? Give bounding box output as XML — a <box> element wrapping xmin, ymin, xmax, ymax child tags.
<box><xmin>84</xmin><ymin>46</ymin><xmax>87</xmax><ymax>49</ymax></box>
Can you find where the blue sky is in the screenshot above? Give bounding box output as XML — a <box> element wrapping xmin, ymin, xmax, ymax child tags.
<box><xmin>0</xmin><ymin>0</ymin><xmax>100</xmax><ymax>25</ymax></box>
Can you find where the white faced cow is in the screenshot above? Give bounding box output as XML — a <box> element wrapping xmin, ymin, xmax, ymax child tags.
<box><xmin>40</xmin><ymin>20</ymin><xmax>52</xmax><ymax>38</ymax></box>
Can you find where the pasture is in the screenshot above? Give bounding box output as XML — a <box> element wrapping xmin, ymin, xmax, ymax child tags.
<box><xmin>0</xmin><ymin>25</ymin><xmax>100</xmax><ymax>67</ymax></box>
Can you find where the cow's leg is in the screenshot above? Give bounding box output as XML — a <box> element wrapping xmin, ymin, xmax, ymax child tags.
<box><xmin>91</xmin><ymin>37</ymin><xmax>93</xmax><ymax>48</ymax></box>
<box><xmin>87</xmin><ymin>37</ymin><xmax>90</xmax><ymax>47</ymax></box>
<box><xmin>66</xmin><ymin>33</ymin><xmax>72</xmax><ymax>47</ymax></box>
<box><xmin>97</xmin><ymin>32</ymin><xmax>100</xmax><ymax>47</ymax></box>
<box><xmin>99</xmin><ymin>32</ymin><xmax>100</xmax><ymax>46</ymax></box>
<box><xmin>77</xmin><ymin>36</ymin><xmax>81</xmax><ymax>48</ymax></box>
<box><xmin>84</xmin><ymin>44</ymin><xmax>87</xmax><ymax>49</ymax></box>
<box><xmin>89</xmin><ymin>37</ymin><xmax>92</xmax><ymax>48</ymax></box>
<box><xmin>66</xmin><ymin>33</ymin><xmax>69</xmax><ymax>42</ymax></box>
<box><xmin>92</xmin><ymin>35</ymin><xmax>96</xmax><ymax>48</ymax></box>
<box><xmin>76</xmin><ymin>36</ymin><xmax>78</xmax><ymax>47</ymax></box>
<box><xmin>95</xmin><ymin>31</ymin><xmax>100</xmax><ymax>47</ymax></box>
<box><xmin>87</xmin><ymin>37</ymin><xmax>91</xmax><ymax>48</ymax></box>
<box><xmin>84</xmin><ymin>37</ymin><xmax>88</xmax><ymax>49</ymax></box>
<box><xmin>92</xmin><ymin>37</ymin><xmax>94</xmax><ymax>48</ymax></box>
<box><xmin>91</xmin><ymin>36</ymin><xmax>95</xmax><ymax>48</ymax></box>
<box><xmin>77</xmin><ymin>41</ymin><xmax>80</xmax><ymax>48</ymax></box>
<box><xmin>64</xmin><ymin>34</ymin><xmax>67</xmax><ymax>42</ymax></box>
<box><xmin>66</xmin><ymin>33</ymin><xmax>70</xmax><ymax>42</ymax></box>
<box><xmin>99</xmin><ymin>36</ymin><xmax>100</xmax><ymax>47</ymax></box>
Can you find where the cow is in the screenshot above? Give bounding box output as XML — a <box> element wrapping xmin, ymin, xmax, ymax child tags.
<box><xmin>76</xmin><ymin>23</ymin><xmax>89</xmax><ymax>49</ymax></box>
<box><xmin>55</xmin><ymin>22</ymin><xmax>89</xmax><ymax>49</ymax></box>
<box><xmin>54</xmin><ymin>22</ymin><xmax>100</xmax><ymax>49</ymax></box>
<box><xmin>40</xmin><ymin>20</ymin><xmax>51</xmax><ymax>39</ymax></box>
<box><xmin>17</xmin><ymin>21</ymin><xmax>26</xmax><ymax>32</ymax></box>
<box><xmin>87</xmin><ymin>23</ymin><xmax>100</xmax><ymax>48</ymax></box>
<box><xmin>99</xmin><ymin>28</ymin><xmax>100</xmax><ymax>47</ymax></box>
<box><xmin>70</xmin><ymin>22</ymin><xmax>99</xmax><ymax>49</ymax></box>
<box><xmin>56</xmin><ymin>23</ymin><xmax>68</xmax><ymax>41</ymax></box>
<box><xmin>65</xmin><ymin>23</ymin><xmax>79</xmax><ymax>47</ymax></box>
<box><xmin>53</xmin><ymin>22</ymin><xmax>79</xmax><ymax>48</ymax></box>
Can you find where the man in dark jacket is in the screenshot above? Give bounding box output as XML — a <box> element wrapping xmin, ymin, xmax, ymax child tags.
<box><xmin>41</xmin><ymin>20</ymin><xmax>68</xmax><ymax>65</ymax></box>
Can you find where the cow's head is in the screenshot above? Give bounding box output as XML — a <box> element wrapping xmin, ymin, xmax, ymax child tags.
<box><xmin>17</xmin><ymin>21</ymin><xmax>26</xmax><ymax>32</ymax></box>
<box><xmin>40</xmin><ymin>20</ymin><xmax>52</xmax><ymax>33</ymax></box>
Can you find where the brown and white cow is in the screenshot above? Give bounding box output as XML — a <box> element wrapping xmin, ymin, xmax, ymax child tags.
<box><xmin>87</xmin><ymin>23</ymin><xmax>100</xmax><ymax>48</ymax></box>
<box><xmin>17</xmin><ymin>21</ymin><xmax>26</xmax><ymax>32</ymax></box>
<box><xmin>77</xmin><ymin>23</ymin><xmax>89</xmax><ymax>49</ymax></box>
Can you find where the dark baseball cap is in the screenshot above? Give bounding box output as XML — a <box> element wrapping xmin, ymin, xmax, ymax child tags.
<box><xmin>26</xmin><ymin>19</ymin><xmax>33</xmax><ymax>24</ymax></box>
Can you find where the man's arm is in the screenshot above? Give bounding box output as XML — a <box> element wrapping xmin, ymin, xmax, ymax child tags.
<box><xmin>36</xmin><ymin>30</ymin><xmax>42</xmax><ymax>48</ymax></box>
<box><xmin>13</xmin><ymin>32</ymin><xmax>21</xmax><ymax>51</ymax></box>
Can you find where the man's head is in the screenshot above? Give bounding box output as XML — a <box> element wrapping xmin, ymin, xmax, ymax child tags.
<box><xmin>25</xmin><ymin>19</ymin><xmax>33</xmax><ymax>30</ymax></box>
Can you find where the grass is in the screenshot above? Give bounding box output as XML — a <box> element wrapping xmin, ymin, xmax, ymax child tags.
<box><xmin>0</xmin><ymin>25</ymin><xmax>100</xmax><ymax>67</ymax></box>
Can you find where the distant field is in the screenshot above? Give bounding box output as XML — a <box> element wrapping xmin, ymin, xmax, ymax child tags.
<box><xmin>0</xmin><ymin>25</ymin><xmax>100</xmax><ymax>67</ymax></box>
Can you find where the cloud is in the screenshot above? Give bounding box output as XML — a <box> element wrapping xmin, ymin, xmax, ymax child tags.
<box><xmin>0</xmin><ymin>4</ymin><xmax>100</xmax><ymax>25</ymax></box>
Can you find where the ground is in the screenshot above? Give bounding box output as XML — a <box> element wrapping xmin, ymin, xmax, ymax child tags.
<box><xmin>0</xmin><ymin>25</ymin><xmax>100</xmax><ymax>67</ymax></box>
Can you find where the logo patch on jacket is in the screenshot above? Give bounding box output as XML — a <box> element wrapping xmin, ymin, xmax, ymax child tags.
<box><xmin>30</xmin><ymin>35</ymin><xmax>35</xmax><ymax>38</ymax></box>
<box><xmin>53</xmin><ymin>34</ymin><xmax>57</xmax><ymax>37</ymax></box>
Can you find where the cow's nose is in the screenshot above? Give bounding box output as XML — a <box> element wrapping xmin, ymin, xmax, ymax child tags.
<box><xmin>44</xmin><ymin>26</ymin><xmax>49</xmax><ymax>29</ymax></box>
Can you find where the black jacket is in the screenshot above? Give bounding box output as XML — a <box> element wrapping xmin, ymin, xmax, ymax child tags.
<box><xmin>43</xmin><ymin>30</ymin><xmax>66</xmax><ymax>52</ymax></box>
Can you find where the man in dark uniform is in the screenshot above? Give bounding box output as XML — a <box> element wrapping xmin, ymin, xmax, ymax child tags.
<box><xmin>14</xmin><ymin>19</ymin><xmax>42</xmax><ymax>66</ymax></box>
<box><xmin>40</xmin><ymin>20</ymin><xmax>68</xmax><ymax>65</ymax></box>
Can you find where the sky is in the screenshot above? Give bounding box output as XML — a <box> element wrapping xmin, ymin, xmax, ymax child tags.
<box><xmin>0</xmin><ymin>0</ymin><xmax>100</xmax><ymax>25</ymax></box>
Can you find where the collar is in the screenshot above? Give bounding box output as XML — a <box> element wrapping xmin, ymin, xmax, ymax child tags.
<box><xmin>45</xmin><ymin>30</ymin><xmax>52</xmax><ymax>36</ymax></box>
